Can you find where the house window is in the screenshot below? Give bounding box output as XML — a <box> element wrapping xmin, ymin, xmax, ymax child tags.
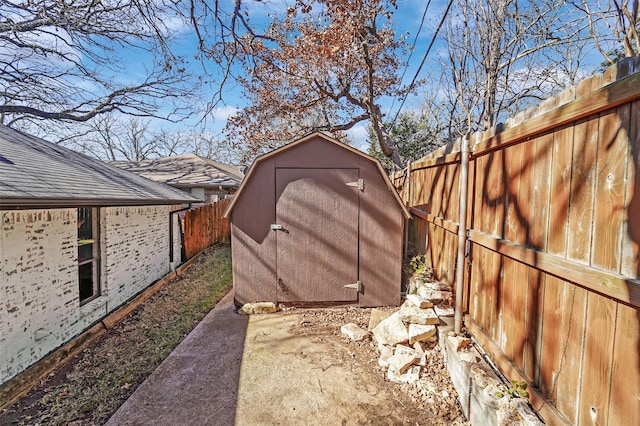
<box><xmin>78</xmin><ymin>207</ymin><xmax>100</xmax><ymax>304</ymax></box>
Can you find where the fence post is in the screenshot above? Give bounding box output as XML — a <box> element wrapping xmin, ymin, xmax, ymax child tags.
<box><xmin>455</xmin><ymin>135</ymin><xmax>470</xmax><ymax>334</ymax></box>
<box><xmin>403</xmin><ymin>160</ymin><xmax>412</xmax><ymax>260</ymax></box>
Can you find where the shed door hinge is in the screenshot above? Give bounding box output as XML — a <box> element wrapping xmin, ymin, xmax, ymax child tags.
<box><xmin>346</xmin><ymin>179</ymin><xmax>364</xmax><ymax>191</ymax></box>
<box><xmin>344</xmin><ymin>280</ymin><xmax>362</xmax><ymax>292</ymax></box>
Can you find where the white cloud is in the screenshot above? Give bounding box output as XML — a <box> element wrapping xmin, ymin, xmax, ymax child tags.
<box><xmin>210</xmin><ymin>106</ymin><xmax>239</xmax><ymax>122</ymax></box>
<box><xmin>346</xmin><ymin>124</ymin><xmax>370</xmax><ymax>153</ymax></box>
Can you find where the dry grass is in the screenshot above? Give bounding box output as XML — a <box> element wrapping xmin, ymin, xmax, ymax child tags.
<box><xmin>0</xmin><ymin>244</ymin><xmax>232</xmax><ymax>426</ymax></box>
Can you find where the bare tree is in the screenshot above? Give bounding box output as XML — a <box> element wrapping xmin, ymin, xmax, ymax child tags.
<box><xmin>572</xmin><ymin>0</ymin><xmax>639</xmax><ymax>65</ymax></box>
<box><xmin>442</xmin><ymin>0</ymin><xmax>588</xmax><ymax>133</ymax></box>
<box><xmin>70</xmin><ymin>114</ymin><xmax>159</xmax><ymax>161</ymax></box>
<box><xmin>0</xmin><ymin>0</ymin><xmax>197</xmax><ymax>129</ymax></box>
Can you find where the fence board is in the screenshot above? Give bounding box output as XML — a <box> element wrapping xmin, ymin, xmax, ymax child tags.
<box><xmin>597</xmin><ymin>107</ymin><xmax>630</xmax><ymax>272</ymax></box>
<box><xmin>519</xmin><ymin>132</ymin><xmax>537</xmax><ymax>381</ymax></box>
<box><xmin>183</xmin><ymin>199</ymin><xmax>231</xmax><ymax>260</ymax></box>
<box><xmin>472</xmin><ymin>71</ymin><xmax>640</xmax><ymax>155</ymax></box>
<box><xmin>621</xmin><ymin>100</ymin><xmax>640</xmax><ymax>277</ymax></box>
<box><xmin>567</xmin><ymin>116</ymin><xmax>598</xmax><ymax>263</ymax></box>
<box><xmin>556</xmin><ymin>284</ymin><xmax>588</xmax><ymax>424</ymax></box>
<box><xmin>502</xmin><ymin>142</ymin><xmax>523</xmax><ymax>363</ymax></box>
<box><xmin>607</xmin><ymin>303</ymin><xmax>640</xmax><ymax>425</ymax></box>
<box><xmin>578</xmin><ymin>293</ymin><xmax>617</xmax><ymax>425</ymax></box>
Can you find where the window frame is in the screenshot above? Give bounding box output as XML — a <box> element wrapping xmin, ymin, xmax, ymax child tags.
<box><xmin>77</xmin><ymin>207</ymin><xmax>101</xmax><ymax>305</ymax></box>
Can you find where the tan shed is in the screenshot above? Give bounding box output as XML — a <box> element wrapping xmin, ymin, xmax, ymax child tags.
<box><xmin>224</xmin><ymin>133</ymin><xmax>410</xmax><ymax>307</ymax></box>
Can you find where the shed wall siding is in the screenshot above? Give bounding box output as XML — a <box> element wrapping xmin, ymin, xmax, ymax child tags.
<box><xmin>231</xmin><ymin>159</ymin><xmax>277</xmax><ymax>304</ymax></box>
<box><xmin>358</xmin><ymin>158</ymin><xmax>403</xmax><ymax>306</ymax></box>
<box><xmin>230</xmin><ymin>135</ymin><xmax>404</xmax><ymax>307</ymax></box>
<box><xmin>0</xmin><ymin>205</ymin><xmax>173</xmax><ymax>385</ymax></box>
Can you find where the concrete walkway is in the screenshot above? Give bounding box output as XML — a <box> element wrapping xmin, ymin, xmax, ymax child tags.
<box><xmin>107</xmin><ymin>292</ymin><xmax>419</xmax><ymax>425</ymax></box>
<box><xmin>106</xmin><ymin>291</ymin><xmax>249</xmax><ymax>426</ymax></box>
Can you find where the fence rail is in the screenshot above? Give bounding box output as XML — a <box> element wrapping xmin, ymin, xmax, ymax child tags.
<box><xmin>393</xmin><ymin>59</ymin><xmax>640</xmax><ymax>426</ymax></box>
<box><xmin>183</xmin><ymin>198</ymin><xmax>231</xmax><ymax>260</ymax></box>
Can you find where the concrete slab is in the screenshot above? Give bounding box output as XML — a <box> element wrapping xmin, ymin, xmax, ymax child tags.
<box><xmin>105</xmin><ymin>291</ymin><xmax>249</xmax><ymax>426</ymax></box>
<box><xmin>234</xmin><ymin>312</ymin><xmax>409</xmax><ymax>425</ymax></box>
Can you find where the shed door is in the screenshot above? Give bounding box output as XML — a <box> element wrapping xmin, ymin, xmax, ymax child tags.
<box><xmin>275</xmin><ymin>168</ymin><xmax>359</xmax><ymax>302</ymax></box>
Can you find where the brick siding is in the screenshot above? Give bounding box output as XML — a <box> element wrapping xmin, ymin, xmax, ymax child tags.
<box><xmin>1</xmin><ymin>205</ymin><xmax>174</xmax><ymax>385</ymax></box>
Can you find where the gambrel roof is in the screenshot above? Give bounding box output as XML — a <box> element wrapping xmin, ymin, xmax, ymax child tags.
<box><xmin>223</xmin><ymin>132</ymin><xmax>410</xmax><ymax>219</ymax></box>
<box><xmin>0</xmin><ymin>125</ymin><xmax>199</xmax><ymax>208</ymax></box>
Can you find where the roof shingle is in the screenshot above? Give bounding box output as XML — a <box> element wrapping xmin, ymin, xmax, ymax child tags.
<box><xmin>0</xmin><ymin>125</ymin><xmax>199</xmax><ymax>208</ymax></box>
<box><xmin>111</xmin><ymin>154</ymin><xmax>243</xmax><ymax>189</ymax></box>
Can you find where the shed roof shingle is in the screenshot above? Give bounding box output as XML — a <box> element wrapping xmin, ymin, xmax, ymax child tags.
<box><xmin>0</xmin><ymin>125</ymin><xmax>199</xmax><ymax>208</ymax></box>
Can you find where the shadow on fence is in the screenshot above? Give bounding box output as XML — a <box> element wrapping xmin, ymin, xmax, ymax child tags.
<box><xmin>392</xmin><ymin>58</ymin><xmax>640</xmax><ymax>426</ymax></box>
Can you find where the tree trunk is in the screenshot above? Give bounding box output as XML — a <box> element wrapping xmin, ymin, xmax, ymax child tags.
<box><xmin>370</xmin><ymin>103</ymin><xmax>403</xmax><ymax>169</ymax></box>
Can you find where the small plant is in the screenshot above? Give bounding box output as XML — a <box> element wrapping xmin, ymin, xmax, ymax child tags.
<box><xmin>496</xmin><ymin>380</ymin><xmax>529</xmax><ymax>399</ymax></box>
<box><xmin>407</xmin><ymin>254</ymin><xmax>433</xmax><ymax>281</ymax></box>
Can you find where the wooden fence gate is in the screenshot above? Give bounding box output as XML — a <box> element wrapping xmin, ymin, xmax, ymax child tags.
<box><xmin>183</xmin><ymin>198</ymin><xmax>231</xmax><ymax>260</ymax></box>
<box><xmin>393</xmin><ymin>59</ymin><xmax>640</xmax><ymax>426</ymax></box>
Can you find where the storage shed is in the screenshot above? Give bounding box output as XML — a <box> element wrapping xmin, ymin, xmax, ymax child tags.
<box><xmin>224</xmin><ymin>133</ymin><xmax>410</xmax><ymax>307</ymax></box>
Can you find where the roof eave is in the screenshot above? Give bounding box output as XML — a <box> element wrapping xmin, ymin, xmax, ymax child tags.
<box><xmin>0</xmin><ymin>197</ymin><xmax>195</xmax><ymax>210</ymax></box>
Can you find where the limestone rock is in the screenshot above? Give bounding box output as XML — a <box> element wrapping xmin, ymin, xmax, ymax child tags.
<box><xmin>510</xmin><ymin>398</ymin><xmax>545</xmax><ymax>425</ymax></box>
<box><xmin>394</xmin><ymin>344</ymin><xmax>417</xmax><ymax>357</ymax></box>
<box><xmin>388</xmin><ymin>350</ymin><xmax>418</xmax><ymax>374</ymax></box>
<box><xmin>398</xmin><ymin>305</ymin><xmax>439</xmax><ymax>326</ymax></box>
<box><xmin>341</xmin><ymin>323</ymin><xmax>369</xmax><ymax>341</ymax></box>
<box><xmin>434</xmin><ymin>305</ymin><xmax>455</xmax><ymax>317</ymax></box>
<box><xmin>423</xmin><ymin>281</ymin><xmax>451</xmax><ymax>291</ymax></box>
<box><xmin>413</xmin><ymin>342</ymin><xmax>428</xmax><ymax>366</ymax></box>
<box><xmin>412</xmin><ymin>341</ymin><xmax>424</xmax><ymax>356</ymax></box>
<box><xmin>417</xmin><ymin>287</ymin><xmax>452</xmax><ymax>302</ymax></box>
<box><xmin>449</xmin><ymin>335</ymin><xmax>472</xmax><ymax>352</ymax></box>
<box><xmin>408</xmin><ymin>324</ymin><xmax>437</xmax><ymax>344</ymax></box>
<box><xmin>239</xmin><ymin>302</ymin><xmax>277</xmax><ymax>314</ymax></box>
<box><xmin>378</xmin><ymin>345</ymin><xmax>394</xmax><ymax>368</ymax></box>
<box><xmin>405</xmin><ymin>294</ymin><xmax>433</xmax><ymax>309</ymax></box>
<box><xmin>368</xmin><ymin>309</ymin><xmax>393</xmax><ymax>331</ymax></box>
<box><xmin>459</xmin><ymin>351</ymin><xmax>480</xmax><ymax>363</ymax></box>
<box><xmin>387</xmin><ymin>365</ymin><xmax>421</xmax><ymax>384</ymax></box>
<box><xmin>372</xmin><ymin>312</ymin><xmax>409</xmax><ymax>346</ymax></box>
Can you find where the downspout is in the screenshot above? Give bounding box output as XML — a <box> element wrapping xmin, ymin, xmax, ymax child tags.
<box><xmin>455</xmin><ymin>135</ymin><xmax>470</xmax><ymax>335</ymax></box>
<box><xmin>169</xmin><ymin>205</ymin><xmax>191</xmax><ymax>268</ymax></box>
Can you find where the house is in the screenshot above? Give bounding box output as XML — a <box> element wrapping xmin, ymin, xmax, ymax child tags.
<box><xmin>0</xmin><ymin>125</ymin><xmax>199</xmax><ymax>387</ymax></box>
<box><xmin>111</xmin><ymin>154</ymin><xmax>244</xmax><ymax>205</ymax></box>
<box><xmin>224</xmin><ymin>132</ymin><xmax>411</xmax><ymax>307</ymax></box>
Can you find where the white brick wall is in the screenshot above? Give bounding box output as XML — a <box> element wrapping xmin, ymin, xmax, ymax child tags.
<box><xmin>1</xmin><ymin>205</ymin><xmax>175</xmax><ymax>385</ymax></box>
<box><xmin>1</xmin><ymin>209</ymin><xmax>77</xmax><ymax>383</ymax></box>
<box><xmin>102</xmin><ymin>206</ymin><xmax>171</xmax><ymax>306</ymax></box>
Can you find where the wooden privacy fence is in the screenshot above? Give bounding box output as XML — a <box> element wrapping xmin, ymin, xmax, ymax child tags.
<box><xmin>393</xmin><ymin>59</ymin><xmax>640</xmax><ymax>426</ymax></box>
<box><xmin>183</xmin><ymin>198</ymin><xmax>231</xmax><ymax>260</ymax></box>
